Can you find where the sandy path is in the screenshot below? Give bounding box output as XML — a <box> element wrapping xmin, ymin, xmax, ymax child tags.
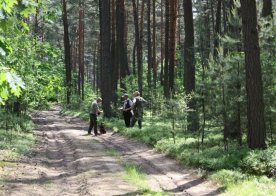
<box><xmin>1</xmin><ymin>107</ymin><xmax>220</xmax><ymax>196</ymax></box>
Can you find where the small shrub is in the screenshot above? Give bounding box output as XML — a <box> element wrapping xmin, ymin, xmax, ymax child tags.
<box><xmin>241</xmin><ymin>147</ymin><xmax>276</xmax><ymax>177</ymax></box>
<box><xmin>210</xmin><ymin>169</ymin><xmax>247</xmax><ymax>186</ymax></box>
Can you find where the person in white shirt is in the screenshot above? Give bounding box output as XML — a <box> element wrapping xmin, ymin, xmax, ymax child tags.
<box><xmin>88</xmin><ymin>97</ymin><xmax>103</xmax><ymax>136</ymax></box>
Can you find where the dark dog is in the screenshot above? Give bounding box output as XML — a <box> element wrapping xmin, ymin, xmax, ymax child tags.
<box><xmin>99</xmin><ymin>123</ymin><xmax>106</xmax><ymax>134</ymax></box>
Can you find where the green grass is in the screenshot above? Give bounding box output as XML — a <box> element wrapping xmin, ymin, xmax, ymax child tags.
<box><xmin>103</xmin><ymin>147</ymin><xmax>168</xmax><ymax>195</ymax></box>
<box><xmin>0</xmin><ymin>115</ymin><xmax>35</xmax><ymax>182</ymax></box>
<box><xmin>123</xmin><ymin>163</ymin><xmax>169</xmax><ymax>196</ymax></box>
<box><xmin>221</xmin><ymin>176</ymin><xmax>276</xmax><ymax>196</ymax></box>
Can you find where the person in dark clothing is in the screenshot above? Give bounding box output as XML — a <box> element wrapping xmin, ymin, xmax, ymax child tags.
<box><xmin>88</xmin><ymin>97</ymin><xmax>102</xmax><ymax>136</ymax></box>
<box><xmin>122</xmin><ymin>94</ymin><xmax>133</xmax><ymax>127</ymax></box>
<box><xmin>131</xmin><ymin>91</ymin><xmax>147</xmax><ymax>129</ymax></box>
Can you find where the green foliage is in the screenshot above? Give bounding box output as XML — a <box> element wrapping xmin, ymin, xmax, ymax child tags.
<box><xmin>123</xmin><ymin>163</ymin><xmax>168</xmax><ymax>196</ymax></box>
<box><xmin>241</xmin><ymin>148</ymin><xmax>276</xmax><ymax>177</ymax></box>
<box><xmin>210</xmin><ymin>169</ymin><xmax>247</xmax><ymax>186</ymax></box>
<box><xmin>222</xmin><ymin>176</ymin><xmax>276</xmax><ymax>196</ymax></box>
<box><xmin>0</xmin><ymin>112</ymin><xmax>35</xmax><ymax>168</ymax></box>
<box><xmin>0</xmin><ymin>0</ymin><xmax>63</xmax><ymax>109</ymax></box>
<box><xmin>0</xmin><ymin>68</ymin><xmax>25</xmax><ymax>104</ymax></box>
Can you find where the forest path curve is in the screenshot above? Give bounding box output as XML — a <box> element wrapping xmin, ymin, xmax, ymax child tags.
<box><xmin>1</xmin><ymin>107</ymin><xmax>220</xmax><ymax>196</ymax></box>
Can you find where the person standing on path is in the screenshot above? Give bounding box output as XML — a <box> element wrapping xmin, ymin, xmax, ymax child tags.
<box><xmin>131</xmin><ymin>91</ymin><xmax>147</xmax><ymax>129</ymax></box>
<box><xmin>88</xmin><ymin>97</ymin><xmax>103</xmax><ymax>136</ymax></box>
<box><xmin>122</xmin><ymin>93</ymin><xmax>133</xmax><ymax>127</ymax></box>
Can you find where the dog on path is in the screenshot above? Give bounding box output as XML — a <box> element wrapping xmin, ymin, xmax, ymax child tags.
<box><xmin>99</xmin><ymin>123</ymin><xmax>106</xmax><ymax>134</ymax></box>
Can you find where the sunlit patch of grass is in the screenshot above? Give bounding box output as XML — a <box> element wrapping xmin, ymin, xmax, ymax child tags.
<box><xmin>0</xmin><ymin>128</ymin><xmax>35</xmax><ymax>182</ymax></box>
<box><xmin>221</xmin><ymin>176</ymin><xmax>276</xmax><ymax>196</ymax></box>
<box><xmin>123</xmin><ymin>163</ymin><xmax>169</xmax><ymax>196</ymax></box>
<box><xmin>0</xmin><ymin>130</ymin><xmax>35</xmax><ymax>155</ymax></box>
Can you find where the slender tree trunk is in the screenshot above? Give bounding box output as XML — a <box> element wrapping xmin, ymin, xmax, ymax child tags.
<box><xmin>164</xmin><ymin>0</ymin><xmax>170</xmax><ymax>98</ymax></box>
<box><xmin>34</xmin><ymin>0</ymin><xmax>39</xmax><ymax>38</ymax></box>
<box><xmin>147</xmin><ymin>0</ymin><xmax>152</xmax><ymax>89</ymax></box>
<box><xmin>169</xmin><ymin>0</ymin><xmax>177</xmax><ymax>94</ymax></box>
<box><xmin>93</xmin><ymin>48</ymin><xmax>97</xmax><ymax>91</ymax></box>
<box><xmin>62</xmin><ymin>0</ymin><xmax>72</xmax><ymax>105</ymax></box>
<box><xmin>132</xmin><ymin>42</ymin><xmax>136</xmax><ymax>75</ymax></box>
<box><xmin>152</xmin><ymin>0</ymin><xmax>157</xmax><ymax>89</ymax></box>
<box><xmin>116</xmin><ymin>0</ymin><xmax>129</xmax><ymax>89</ymax></box>
<box><xmin>240</xmin><ymin>0</ymin><xmax>266</xmax><ymax>149</ymax></box>
<box><xmin>262</xmin><ymin>0</ymin><xmax>272</xmax><ymax>18</ymax></box>
<box><xmin>213</xmin><ymin>0</ymin><xmax>222</xmax><ymax>58</ymax></box>
<box><xmin>200</xmin><ymin>0</ymin><xmax>211</xmax><ymax>146</ymax></box>
<box><xmin>138</xmin><ymin>0</ymin><xmax>145</xmax><ymax>94</ymax></box>
<box><xmin>100</xmin><ymin>0</ymin><xmax>112</xmax><ymax>117</ymax></box>
<box><xmin>78</xmin><ymin>0</ymin><xmax>85</xmax><ymax>100</ymax></box>
<box><xmin>183</xmin><ymin>0</ymin><xmax>199</xmax><ymax>132</ymax></box>
<box><xmin>111</xmin><ymin>0</ymin><xmax>118</xmax><ymax>101</ymax></box>
<box><xmin>160</xmin><ymin>0</ymin><xmax>164</xmax><ymax>86</ymax></box>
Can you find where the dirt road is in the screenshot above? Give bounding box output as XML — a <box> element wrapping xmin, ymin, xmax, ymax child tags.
<box><xmin>1</xmin><ymin>108</ymin><xmax>220</xmax><ymax>196</ymax></box>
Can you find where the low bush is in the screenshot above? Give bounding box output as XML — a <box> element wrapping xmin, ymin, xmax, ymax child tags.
<box><xmin>241</xmin><ymin>147</ymin><xmax>276</xmax><ymax>177</ymax></box>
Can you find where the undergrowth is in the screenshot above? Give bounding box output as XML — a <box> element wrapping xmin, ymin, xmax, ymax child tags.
<box><xmin>61</xmin><ymin>107</ymin><xmax>276</xmax><ymax>195</ymax></box>
<box><xmin>0</xmin><ymin>114</ymin><xmax>35</xmax><ymax>170</ymax></box>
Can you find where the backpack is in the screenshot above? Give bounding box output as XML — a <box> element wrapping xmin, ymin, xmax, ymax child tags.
<box><xmin>133</xmin><ymin>97</ymin><xmax>145</xmax><ymax>110</ymax></box>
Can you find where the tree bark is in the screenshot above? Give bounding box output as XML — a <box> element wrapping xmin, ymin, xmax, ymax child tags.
<box><xmin>240</xmin><ymin>0</ymin><xmax>266</xmax><ymax>149</ymax></box>
<box><xmin>111</xmin><ymin>0</ymin><xmax>118</xmax><ymax>101</ymax></box>
<box><xmin>116</xmin><ymin>0</ymin><xmax>129</xmax><ymax>89</ymax></box>
<box><xmin>152</xmin><ymin>0</ymin><xmax>157</xmax><ymax>89</ymax></box>
<box><xmin>169</xmin><ymin>0</ymin><xmax>177</xmax><ymax>94</ymax></box>
<box><xmin>100</xmin><ymin>0</ymin><xmax>112</xmax><ymax>117</ymax></box>
<box><xmin>164</xmin><ymin>0</ymin><xmax>170</xmax><ymax>98</ymax></box>
<box><xmin>147</xmin><ymin>0</ymin><xmax>152</xmax><ymax>89</ymax></box>
<box><xmin>62</xmin><ymin>0</ymin><xmax>72</xmax><ymax>105</ymax></box>
<box><xmin>78</xmin><ymin>0</ymin><xmax>85</xmax><ymax>100</ymax></box>
<box><xmin>262</xmin><ymin>0</ymin><xmax>272</xmax><ymax>18</ymax></box>
<box><xmin>213</xmin><ymin>0</ymin><xmax>222</xmax><ymax>58</ymax></box>
<box><xmin>160</xmin><ymin>0</ymin><xmax>164</xmax><ymax>86</ymax></box>
<box><xmin>183</xmin><ymin>0</ymin><xmax>199</xmax><ymax>132</ymax></box>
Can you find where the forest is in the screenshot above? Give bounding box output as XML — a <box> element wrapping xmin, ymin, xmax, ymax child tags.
<box><xmin>0</xmin><ymin>0</ymin><xmax>275</xmax><ymax>195</ymax></box>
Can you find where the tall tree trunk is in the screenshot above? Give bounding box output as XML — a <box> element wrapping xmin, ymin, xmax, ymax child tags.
<box><xmin>116</xmin><ymin>0</ymin><xmax>129</xmax><ymax>89</ymax></box>
<box><xmin>213</xmin><ymin>0</ymin><xmax>222</xmax><ymax>58</ymax></box>
<box><xmin>132</xmin><ymin>0</ymin><xmax>140</xmax><ymax>79</ymax></box>
<box><xmin>160</xmin><ymin>0</ymin><xmax>164</xmax><ymax>86</ymax></box>
<box><xmin>138</xmin><ymin>0</ymin><xmax>145</xmax><ymax>94</ymax></box>
<box><xmin>183</xmin><ymin>0</ymin><xmax>199</xmax><ymax>132</ymax></box>
<box><xmin>78</xmin><ymin>0</ymin><xmax>85</xmax><ymax>100</ymax></box>
<box><xmin>93</xmin><ymin>48</ymin><xmax>97</xmax><ymax>91</ymax></box>
<box><xmin>164</xmin><ymin>0</ymin><xmax>170</xmax><ymax>98</ymax></box>
<box><xmin>169</xmin><ymin>0</ymin><xmax>177</xmax><ymax>94</ymax></box>
<box><xmin>199</xmin><ymin>0</ymin><xmax>211</xmax><ymax>146</ymax></box>
<box><xmin>62</xmin><ymin>0</ymin><xmax>72</xmax><ymax>105</ymax></box>
<box><xmin>147</xmin><ymin>0</ymin><xmax>152</xmax><ymax>89</ymax></box>
<box><xmin>34</xmin><ymin>0</ymin><xmax>39</xmax><ymax>38</ymax></box>
<box><xmin>111</xmin><ymin>0</ymin><xmax>118</xmax><ymax>102</ymax></box>
<box><xmin>152</xmin><ymin>0</ymin><xmax>157</xmax><ymax>89</ymax></box>
<box><xmin>100</xmin><ymin>0</ymin><xmax>112</xmax><ymax>117</ymax></box>
<box><xmin>240</xmin><ymin>0</ymin><xmax>266</xmax><ymax>149</ymax></box>
<box><xmin>262</xmin><ymin>0</ymin><xmax>272</xmax><ymax>18</ymax></box>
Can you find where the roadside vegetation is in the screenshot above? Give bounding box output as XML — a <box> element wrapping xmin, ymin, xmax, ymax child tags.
<box><xmin>62</xmin><ymin>103</ymin><xmax>276</xmax><ymax>195</ymax></box>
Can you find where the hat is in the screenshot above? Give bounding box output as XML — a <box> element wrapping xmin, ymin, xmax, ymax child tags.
<box><xmin>122</xmin><ymin>93</ymin><xmax>129</xmax><ymax>97</ymax></box>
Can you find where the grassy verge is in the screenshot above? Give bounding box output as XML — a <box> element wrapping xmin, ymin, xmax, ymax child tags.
<box><xmin>104</xmin><ymin>148</ymin><xmax>168</xmax><ymax>195</ymax></box>
<box><xmin>61</xmin><ymin>107</ymin><xmax>276</xmax><ymax>195</ymax></box>
<box><xmin>123</xmin><ymin>163</ymin><xmax>169</xmax><ymax>195</ymax></box>
<box><xmin>0</xmin><ymin>115</ymin><xmax>35</xmax><ymax>190</ymax></box>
